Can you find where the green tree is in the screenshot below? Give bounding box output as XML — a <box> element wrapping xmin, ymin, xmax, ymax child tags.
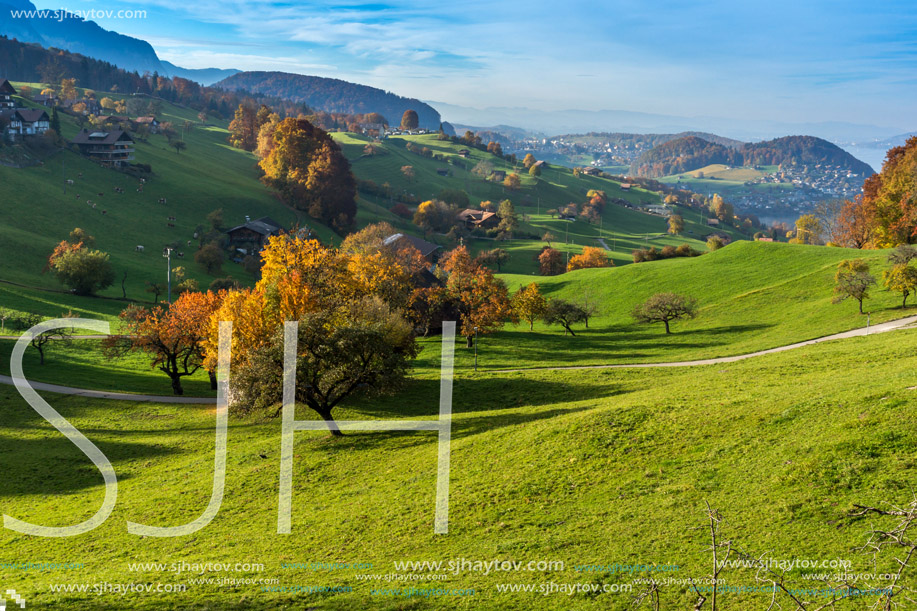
<box><xmin>632</xmin><ymin>293</ymin><xmax>698</xmax><ymax>334</ymax></box>
<box><xmin>529</xmin><ymin>164</ymin><xmax>541</xmax><ymax>177</ymax></box>
<box><xmin>195</xmin><ymin>241</ymin><xmax>224</xmax><ymax>275</ymax></box>
<box><xmin>883</xmin><ymin>264</ymin><xmax>917</xmax><ymax>308</ymax></box>
<box><xmin>543</xmin><ymin>299</ymin><xmax>587</xmax><ymax>336</ymax></box>
<box><xmin>833</xmin><ymin>259</ymin><xmax>876</xmax><ymax>314</ymax></box>
<box><xmin>477</xmin><ymin>248</ymin><xmax>509</xmax><ymax>272</ymax></box>
<box><xmin>47</xmin><ymin>242</ymin><xmax>115</xmax><ymax>295</ymax></box>
<box><xmin>496</xmin><ymin>199</ymin><xmax>518</xmax><ymax>233</ymax></box>
<box><xmin>795</xmin><ymin>214</ymin><xmax>823</xmax><ymax>244</ymax></box>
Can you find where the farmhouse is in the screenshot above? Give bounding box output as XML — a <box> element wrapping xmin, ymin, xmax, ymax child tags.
<box><xmin>620</xmin><ymin>183</ymin><xmax>633</xmax><ymax>190</ymax></box>
<box><xmin>706</xmin><ymin>218</ymin><xmax>720</xmax><ymax>226</ymax></box>
<box><xmin>582</xmin><ymin>166</ymin><xmax>600</xmax><ymax>176</ymax></box>
<box><xmin>490</xmin><ymin>170</ymin><xmax>506</xmax><ymax>182</ymax></box>
<box><xmin>134</xmin><ymin>116</ymin><xmax>160</xmax><ymax>133</ymax></box>
<box><xmin>6</xmin><ymin>109</ymin><xmax>50</xmax><ymax>140</ymax></box>
<box><xmin>383</xmin><ymin>233</ymin><xmax>441</xmax><ymax>264</ymax></box>
<box><xmin>226</xmin><ymin>216</ymin><xmax>283</xmax><ymax>254</ymax></box>
<box><xmin>457</xmin><ymin>149</ymin><xmax>470</xmax><ymax>157</ymax></box>
<box><xmin>456</xmin><ymin>208</ymin><xmax>499</xmax><ymax>230</ymax></box>
<box><xmin>32</xmin><ymin>92</ymin><xmax>58</xmax><ymax>106</ymax></box>
<box><xmin>0</xmin><ymin>79</ymin><xmax>15</xmax><ymax>110</ymax></box>
<box><xmin>70</xmin><ymin>129</ymin><xmax>135</xmax><ymax>167</ymax></box>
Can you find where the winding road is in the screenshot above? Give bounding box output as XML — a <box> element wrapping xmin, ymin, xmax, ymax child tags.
<box><xmin>1</xmin><ymin>316</ymin><xmax>916</xmax><ymax>401</ymax></box>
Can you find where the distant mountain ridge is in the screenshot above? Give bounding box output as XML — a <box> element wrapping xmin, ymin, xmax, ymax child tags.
<box><xmin>631</xmin><ymin>135</ymin><xmax>874</xmax><ymax>178</ymax></box>
<box><xmin>0</xmin><ymin>0</ymin><xmax>237</xmax><ymax>84</ymax></box>
<box><xmin>214</xmin><ymin>71</ymin><xmax>442</xmax><ymax>130</ymax></box>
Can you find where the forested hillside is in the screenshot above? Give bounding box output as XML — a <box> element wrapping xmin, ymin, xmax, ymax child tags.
<box><xmin>632</xmin><ymin>134</ymin><xmax>875</xmax><ymax>177</ymax></box>
<box><xmin>214</xmin><ymin>71</ymin><xmax>442</xmax><ymax>129</ymax></box>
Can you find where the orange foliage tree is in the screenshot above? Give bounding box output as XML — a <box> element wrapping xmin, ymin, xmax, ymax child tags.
<box><xmin>440</xmin><ymin>246</ymin><xmax>513</xmax><ymax>347</ymax></box>
<box><xmin>567</xmin><ymin>246</ymin><xmax>611</xmax><ymax>272</ymax></box>
<box><xmin>107</xmin><ymin>290</ymin><xmax>223</xmax><ymax>395</ymax></box>
<box><xmin>205</xmin><ymin>234</ymin><xmax>419</xmax><ymax>433</ymax></box>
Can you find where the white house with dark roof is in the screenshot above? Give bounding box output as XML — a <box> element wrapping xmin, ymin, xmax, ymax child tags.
<box><xmin>6</xmin><ymin>108</ymin><xmax>50</xmax><ymax>141</ymax></box>
<box><xmin>0</xmin><ymin>79</ymin><xmax>16</xmax><ymax>110</ymax></box>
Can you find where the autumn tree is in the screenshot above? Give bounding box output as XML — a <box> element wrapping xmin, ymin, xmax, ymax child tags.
<box><xmin>523</xmin><ymin>153</ymin><xmax>537</xmax><ymax>169</ymax></box>
<box><xmin>512</xmin><ymin>283</ymin><xmax>547</xmax><ymax>330</ymax></box>
<box><xmin>203</xmin><ymin>235</ymin><xmax>420</xmax><ymax>432</ymax></box>
<box><xmin>539</xmin><ymin>247</ymin><xmax>564</xmax><ymax>276</ymax></box>
<box><xmin>567</xmin><ymin>246</ymin><xmax>610</xmax><ymax>272</ymax></box>
<box><xmin>46</xmin><ymin>240</ymin><xmax>114</xmax><ymax>295</ymax></box>
<box><xmin>543</xmin><ymin>299</ymin><xmax>587</xmax><ymax>336</ymax></box>
<box><xmin>668</xmin><ymin>214</ymin><xmax>685</xmax><ymax>235</ymax></box>
<box><xmin>108</xmin><ymin>291</ymin><xmax>223</xmax><ymax>395</ymax></box>
<box><xmin>486</xmin><ymin>141</ymin><xmax>503</xmax><ymax>157</ymax></box>
<box><xmin>542</xmin><ymin>232</ymin><xmax>556</xmax><ymax>246</ymax></box>
<box><xmin>883</xmin><ymin>264</ymin><xmax>917</xmax><ymax>308</ymax></box>
<box><xmin>413</xmin><ymin>199</ymin><xmax>455</xmax><ymax>233</ymax></box>
<box><xmin>529</xmin><ymin>164</ymin><xmax>541</xmax><ymax>177</ymax></box>
<box><xmin>709</xmin><ymin>194</ymin><xmax>733</xmax><ymax>223</ymax></box>
<box><xmin>259</xmin><ymin>118</ymin><xmax>356</xmax><ymax>232</ymax></box>
<box><xmin>400</xmin><ymin>109</ymin><xmax>419</xmax><ymax>130</ymax></box>
<box><xmin>68</xmin><ymin>227</ymin><xmax>95</xmax><ymax>247</ymax></box>
<box><xmin>503</xmin><ymin>173</ymin><xmax>522</xmax><ymax>190</ymax></box>
<box><xmin>833</xmin><ymin>259</ymin><xmax>876</xmax><ymax>314</ymax></box>
<box><xmin>632</xmin><ymin>293</ymin><xmax>698</xmax><ymax>334</ymax></box>
<box><xmin>440</xmin><ymin>246</ymin><xmax>513</xmax><ymax>347</ymax></box>
<box><xmin>401</xmin><ymin>165</ymin><xmax>415</xmax><ymax>182</ymax></box>
<box><xmin>228</xmin><ymin>104</ymin><xmax>258</xmax><ymax>151</ymax></box>
<box><xmin>60</xmin><ymin>77</ymin><xmax>77</xmax><ymax>101</ymax></box>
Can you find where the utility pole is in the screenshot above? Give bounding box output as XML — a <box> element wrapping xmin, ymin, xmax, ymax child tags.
<box><xmin>163</xmin><ymin>247</ymin><xmax>173</xmax><ymax>303</ymax></box>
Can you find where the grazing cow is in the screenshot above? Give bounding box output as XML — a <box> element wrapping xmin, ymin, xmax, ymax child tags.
<box><xmin>167</xmin><ymin>223</ymin><xmax>175</xmax><ymax>228</ymax></box>
<box><xmin>98</xmin><ymin>192</ymin><xmax>104</xmax><ymax>197</ymax></box>
<box><xmin>66</xmin><ymin>179</ymin><xmax>74</xmax><ymax>186</ymax></box>
<box><xmin>101</xmin><ymin>210</ymin><xmax>107</xmax><ymax>215</ymax></box>
<box><xmin>187</xmin><ymin>240</ymin><xmax>192</xmax><ymax>247</ymax></box>
<box><xmin>167</xmin><ymin>216</ymin><xmax>176</xmax><ymax>221</ymax></box>
<box><xmin>75</xmin><ymin>194</ymin><xmax>80</xmax><ymax>199</ymax></box>
<box><xmin>78</xmin><ymin>172</ymin><xmax>83</xmax><ymax>178</ymax></box>
<box><xmin>136</xmin><ymin>245</ymin><xmax>145</xmax><ymax>253</ymax></box>
<box><xmin>92</xmin><ymin>203</ymin><xmax>97</xmax><ymax>209</ymax></box>
<box><xmin>140</xmin><ymin>178</ymin><xmax>146</xmax><ymax>184</ymax></box>
<box><xmin>178</xmin><ymin>252</ymin><xmax>184</xmax><ymax>258</ymax></box>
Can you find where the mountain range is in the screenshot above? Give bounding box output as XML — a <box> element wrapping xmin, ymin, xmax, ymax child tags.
<box><xmin>0</xmin><ymin>0</ymin><xmax>237</xmax><ymax>83</ymax></box>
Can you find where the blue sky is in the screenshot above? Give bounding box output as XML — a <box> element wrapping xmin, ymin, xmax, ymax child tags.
<box><xmin>32</xmin><ymin>0</ymin><xmax>917</xmax><ymax>128</ymax></box>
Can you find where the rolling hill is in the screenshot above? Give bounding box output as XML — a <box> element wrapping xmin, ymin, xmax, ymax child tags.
<box><xmin>214</xmin><ymin>71</ymin><xmax>443</xmax><ymax>130</ymax></box>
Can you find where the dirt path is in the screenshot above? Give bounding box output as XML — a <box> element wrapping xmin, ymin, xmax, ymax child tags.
<box><xmin>0</xmin><ymin>375</ymin><xmax>214</xmax><ymax>403</ymax></box>
<box><xmin>1</xmin><ymin>316</ymin><xmax>915</xmax><ymax>400</ymax></box>
<box><xmin>489</xmin><ymin>315</ymin><xmax>917</xmax><ymax>373</ymax></box>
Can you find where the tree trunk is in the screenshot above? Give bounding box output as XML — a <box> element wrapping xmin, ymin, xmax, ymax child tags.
<box><xmin>529</xmin><ymin>320</ymin><xmax>534</xmax><ymax>330</ymax></box>
<box><xmin>170</xmin><ymin>375</ymin><xmax>184</xmax><ymax>396</ymax></box>
<box><xmin>858</xmin><ymin>299</ymin><xmax>864</xmax><ymax>315</ymax></box>
<box><xmin>208</xmin><ymin>369</ymin><xmax>217</xmax><ymax>390</ymax></box>
<box><xmin>315</xmin><ymin>407</ymin><xmax>343</xmax><ymax>437</ymax></box>
<box><xmin>466</xmin><ymin>335</ymin><xmax>474</xmax><ymax>348</ymax></box>
<box><xmin>565</xmin><ymin>324</ymin><xmax>576</xmax><ymax>337</ymax></box>
<box><xmin>37</xmin><ymin>345</ymin><xmax>45</xmax><ymax>365</ymax></box>
<box><xmin>664</xmin><ymin>319</ymin><xmax>671</xmax><ymax>334</ymax></box>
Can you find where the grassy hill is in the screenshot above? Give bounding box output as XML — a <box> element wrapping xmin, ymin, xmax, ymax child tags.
<box><xmin>0</xmin><ymin>83</ymin><xmax>316</xmax><ymax>300</ymax></box>
<box><xmin>1</xmin><ymin>312</ymin><xmax>914</xmax><ymax>609</ymax></box>
<box><xmin>333</xmin><ymin>132</ymin><xmax>746</xmax><ymax>273</ymax></box>
<box><xmin>0</xmin><ymin>88</ymin><xmax>746</xmax><ymax>324</ymax></box>
<box><xmin>2</xmin><ymin>240</ymin><xmax>908</xmax><ymax>396</ymax></box>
